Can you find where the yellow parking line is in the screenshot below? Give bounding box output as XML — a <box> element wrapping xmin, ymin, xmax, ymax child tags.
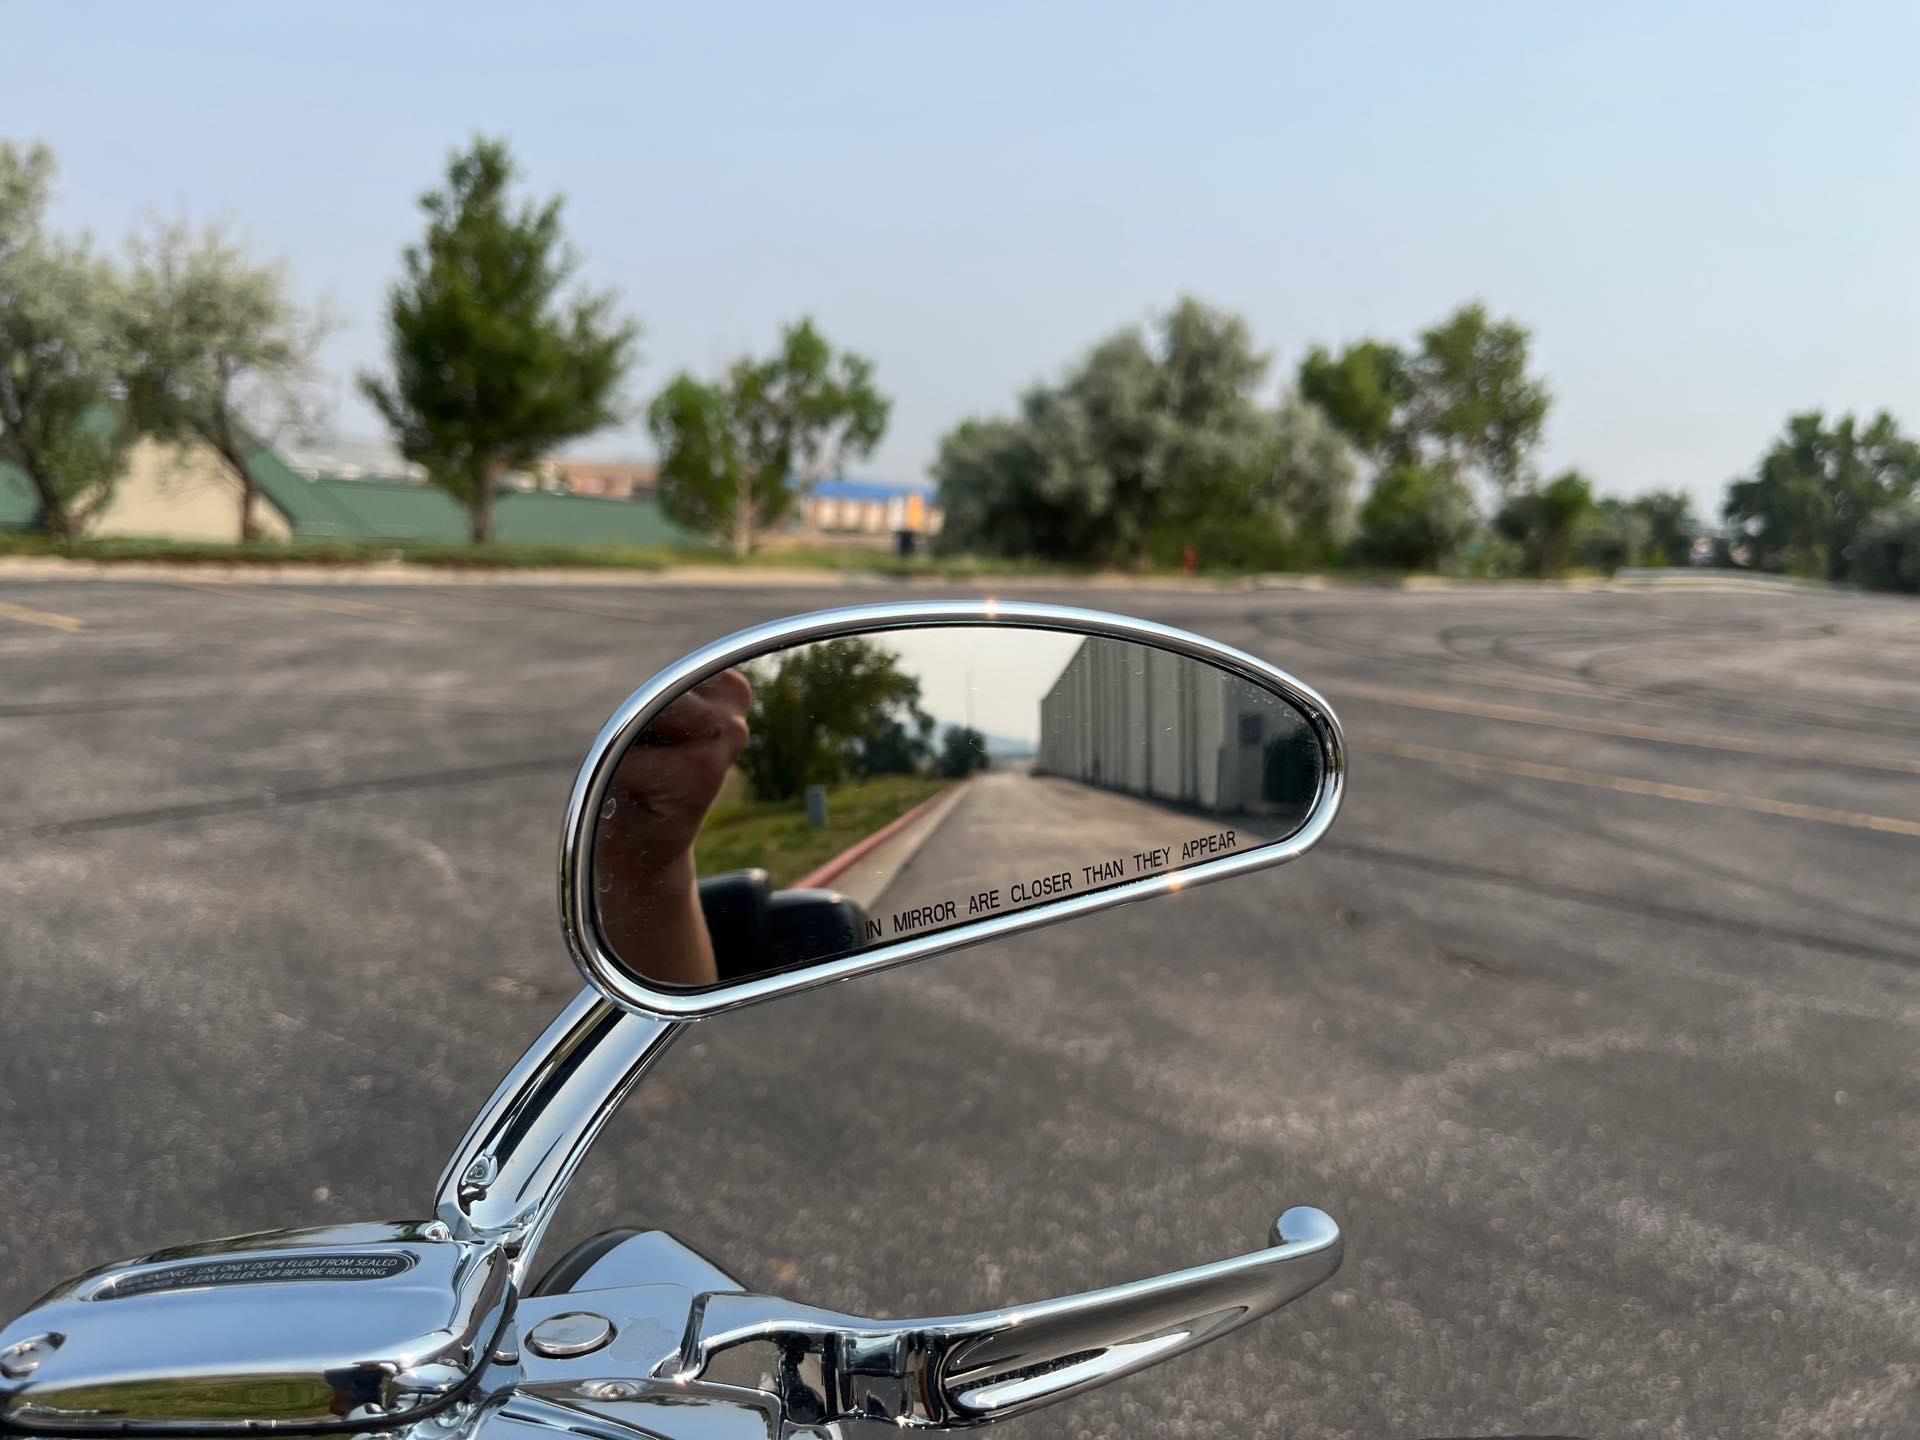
<box><xmin>1343</xmin><ymin>681</ymin><xmax>1920</xmax><ymax>777</ymax></box>
<box><xmin>172</xmin><ymin>582</ymin><xmax>416</xmax><ymax>624</ymax></box>
<box><xmin>1378</xmin><ymin>739</ymin><xmax>1920</xmax><ymax>839</ymax></box>
<box><xmin>0</xmin><ymin>599</ymin><xmax>83</xmax><ymax>633</ymax></box>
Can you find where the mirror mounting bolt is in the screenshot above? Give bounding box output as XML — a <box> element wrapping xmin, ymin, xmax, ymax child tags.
<box><xmin>459</xmin><ymin>1154</ymin><xmax>499</xmax><ymax>1201</ymax></box>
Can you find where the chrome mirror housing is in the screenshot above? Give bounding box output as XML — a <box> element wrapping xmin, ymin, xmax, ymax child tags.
<box><xmin>562</xmin><ymin>601</ymin><xmax>1346</xmax><ymax>1018</ymax></box>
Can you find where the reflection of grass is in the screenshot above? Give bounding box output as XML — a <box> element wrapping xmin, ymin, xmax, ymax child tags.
<box><xmin>696</xmin><ymin>774</ymin><xmax>948</xmax><ymax>888</ymax></box>
<box><xmin>44</xmin><ymin>1378</ymin><xmax>335</xmax><ymax>1419</ymax></box>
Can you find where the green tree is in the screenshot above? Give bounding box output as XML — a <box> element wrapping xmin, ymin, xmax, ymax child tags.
<box><xmin>1255</xmin><ymin>389</ymin><xmax>1360</xmax><ymax>559</ymax></box>
<box><xmin>930</xmin><ymin>415</ymin><xmax>1082</xmax><ymax>560</ymax></box>
<box><xmin>935</xmin><ymin>297</ymin><xmax>1275</xmax><ymax>566</ymax></box>
<box><xmin>1852</xmin><ymin>506</ymin><xmax>1920</xmax><ymax>594</ymax></box>
<box><xmin>1578</xmin><ymin>497</ymin><xmax>1651</xmax><ymax>573</ymax></box>
<box><xmin>648</xmin><ymin>319</ymin><xmax>889</xmax><ymax>557</ymax></box>
<box><xmin>1495</xmin><ymin>469</ymin><xmax>1598</xmax><ymax>577</ymax></box>
<box><xmin>1156</xmin><ymin>390</ymin><xmax>1359</xmax><ymax>570</ymax></box>
<box><xmin>361</xmin><ymin>138</ymin><xmax>638</xmax><ymax>544</ymax></box>
<box><xmin>123</xmin><ymin>222</ymin><xmax>328</xmax><ymax>541</ymax></box>
<box><xmin>0</xmin><ymin>140</ymin><xmax>52</xmax><ymax>251</ymax></box>
<box><xmin>1723</xmin><ymin>410</ymin><xmax>1920</xmax><ymax>581</ymax></box>
<box><xmin>937</xmin><ymin>724</ymin><xmax>990</xmax><ymax>779</ymax></box>
<box><xmin>1299</xmin><ymin>303</ymin><xmax>1551</xmax><ymax>499</ymax></box>
<box><xmin>1408</xmin><ymin>304</ymin><xmax>1551</xmax><ymax>496</ymax></box>
<box><xmin>1580</xmin><ymin>489</ymin><xmax>1698</xmax><ymax>572</ymax></box>
<box><xmin>854</xmin><ymin>708</ymin><xmax>936</xmax><ymax>779</ymax></box>
<box><xmin>1353</xmin><ymin>462</ymin><xmax>1477</xmax><ymax>570</ymax></box>
<box><xmin>740</xmin><ymin>638</ymin><xmax>923</xmax><ymax>802</ymax></box>
<box><xmin>1297</xmin><ymin>339</ymin><xmax>1409</xmax><ymax>460</ymax></box>
<box><xmin>1123</xmin><ymin>297</ymin><xmax>1272</xmax><ymax>564</ymax></box>
<box><xmin>1629</xmin><ymin>489</ymin><xmax>1696</xmax><ymax>566</ymax></box>
<box><xmin>0</xmin><ymin>142</ymin><xmax>133</xmax><ymax>541</ymax></box>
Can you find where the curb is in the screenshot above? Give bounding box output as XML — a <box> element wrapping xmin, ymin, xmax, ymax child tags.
<box><xmin>9</xmin><ymin>555</ymin><xmax>1868</xmax><ymax>598</ymax></box>
<box><xmin>1609</xmin><ymin>567</ymin><xmax>1843</xmax><ymax>595</ymax></box>
<box><xmin>795</xmin><ymin>785</ymin><xmax>958</xmax><ymax>890</ymax></box>
<box><xmin>0</xmin><ymin>556</ymin><xmax>1645</xmax><ymax>594</ymax></box>
<box><xmin>0</xmin><ymin>556</ymin><xmax>1285</xmax><ymax>591</ymax></box>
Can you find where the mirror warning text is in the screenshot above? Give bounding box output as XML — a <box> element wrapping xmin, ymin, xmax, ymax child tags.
<box><xmin>878</xmin><ymin>830</ymin><xmax>1250</xmax><ymax>943</ymax></box>
<box><xmin>892</xmin><ymin>899</ymin><xmax>959</xmax><ymax>934</ymax></box>
<box><xmin>1181</xmin><ymin>829</ymin><xmax>1237</xmax><ymax>861</ymax></box>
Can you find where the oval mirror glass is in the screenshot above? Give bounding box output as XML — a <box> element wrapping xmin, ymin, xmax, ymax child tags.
<box><xmin>582</xmin><ymin>618</ymin><xmax>1339</xmax><ymax>1005</ymax></box>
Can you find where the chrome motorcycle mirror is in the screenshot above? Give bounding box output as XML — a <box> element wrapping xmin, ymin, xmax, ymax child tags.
<box><xmin>564</xmin><ymin>600</ymin><xmax>1346</xmax><ymax>1018</ymax></box>
<box><xmin>1</xmin><ymin>603</ymin><xmax>1349</xmax><ymax>1440</ymax></box>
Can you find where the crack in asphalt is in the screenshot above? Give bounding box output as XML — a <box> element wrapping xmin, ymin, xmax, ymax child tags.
<box><xmin>16</xmin><ymin>753</ymin><xmax>581</xmax><ymax>839</ymax></box>
<box><xmin>1327</xmin><ymin>837</ymin><xmax>1920</xmax><ymax>969</ymax></box>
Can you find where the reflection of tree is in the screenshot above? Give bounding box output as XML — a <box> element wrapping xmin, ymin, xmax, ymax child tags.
<box><xmin>937</xmin><ymin>724</ymin><xmax>991</xmax><ymax>779</ymax></box>
<box><xmin>856</xmin><ymin>708</ymin><xmax>937</xmax><ymax>780</ymax></box>
<box><xmin>741</xmin><ymin>639</ymin><xmax>931</xmax><ymax>801</ymax></box>
<box><xmin>1261</xmin><ymin>731</ymin><xmax>1318</xmax><ymax>812</ymax></box>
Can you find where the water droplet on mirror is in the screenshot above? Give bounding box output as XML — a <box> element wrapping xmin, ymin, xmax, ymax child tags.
<box><xmin>600</xmin><ymin>796</ymin><xmax>618</xmax><ymax>820</ymax></box>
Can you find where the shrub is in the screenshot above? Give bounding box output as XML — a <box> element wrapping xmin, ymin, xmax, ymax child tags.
<box><xmin>1851</xmin><ymin>507</ymin><xmax>1920</xmax><ymax>594</ymax></box>
<box><xmin>1351</xmin><ymin>463</ymin><xmax>1477</xmax><ymax>570</ymax></box>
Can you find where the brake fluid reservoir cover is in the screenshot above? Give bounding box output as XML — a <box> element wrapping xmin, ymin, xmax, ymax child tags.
<box><xmin>0</xmin><ymin>1222</ymin><xmax>510</xmax><ymax>1434</ymax></box>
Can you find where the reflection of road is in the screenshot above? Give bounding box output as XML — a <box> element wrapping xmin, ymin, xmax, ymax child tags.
<box><xmin>873</xmin><ymin>770</ymin><xmax>1278</xmax><ymax>934</ymax></box>
<box><xmin>815</xmin><ymin>783</ymin><xmax>971</xmax><ymax>912</ymax></box>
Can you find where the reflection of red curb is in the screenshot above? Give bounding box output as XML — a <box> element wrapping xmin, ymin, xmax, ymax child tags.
<box><xmin>796</xmin><ymin>786</ymin><xmax>954</xmax><ymax>890</ymax></box>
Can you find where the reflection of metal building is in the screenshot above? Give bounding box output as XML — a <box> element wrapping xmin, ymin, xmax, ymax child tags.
<box><xmin>1032</xmin><ymin>639</ymin><xmax>1317</xmax><ymax>816</ymax></box>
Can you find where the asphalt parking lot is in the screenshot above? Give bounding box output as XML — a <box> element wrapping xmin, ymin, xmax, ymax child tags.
<box><xmin>2</xmin><ymin>574</ymin><xmax>1917</xmax><ymax>1439</ymax></box>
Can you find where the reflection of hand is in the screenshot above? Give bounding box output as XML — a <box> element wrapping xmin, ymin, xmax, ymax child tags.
<box><xmin>596</xmin><ymin>670</ymin><xmax>751</xmax><ymax>987</ymax></box>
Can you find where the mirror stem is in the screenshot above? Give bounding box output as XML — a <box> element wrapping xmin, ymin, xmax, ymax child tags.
<box><xmin>436</xmin><ymin>988</ymin><xmax>683</xmax><ymax>1281</ymax></box>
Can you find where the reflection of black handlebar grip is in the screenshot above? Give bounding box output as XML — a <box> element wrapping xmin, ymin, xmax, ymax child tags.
<box><xmin>698</xmin><ymin>869</ymin><xmax>773</xmax><ymax>982</ymax></box>
<box><xmin>765</xmin><ymin>890</ymin><xmax>870</xmax><ymax>970</ymax></box>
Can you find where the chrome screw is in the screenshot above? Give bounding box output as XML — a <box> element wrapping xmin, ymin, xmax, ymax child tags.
<box><xmin>462</xmin><ymin>1155</ymin><xmax>498</xmax><ymax>1188</ymax></box>
<box><xmin>0</xmin><ymin>1333</ymin><xmax>61</xmax><ymax>1380</ymax></box>
<box><xmin>581</xmin><ymin>1380</ymin><xmax>639</xmax><ymax>1401</ymax></box>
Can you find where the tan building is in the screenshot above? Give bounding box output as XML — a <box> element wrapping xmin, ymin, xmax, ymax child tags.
<box><xmin>1034</xmin><ymin>637</ymin><xmax>1320</xmax><ymax>818</ymax></box>
<box><xmin>2</xmin><ymin>436</ymin><xmax>703</xmax><ymax>548</ymax></box>
<box><xmin>533</xmin><ymin>458</ymin><xmax>659</xmax><ymax>499</ymax></box>
<box><xmin>93</xmin><ymin>439</ymin><xmax>291</xmax><ymax>542</ymax></box>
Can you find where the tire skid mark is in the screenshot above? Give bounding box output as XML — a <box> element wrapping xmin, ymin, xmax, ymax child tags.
<box><xmin>14</xmin><ymin>752</ymin><xmax>579</xmax><ymax>839</ymax></box>
<box><xmin>1339</xmin><ymin>681</ymin><xmax>1920</xmax><ymax>777</ymax></box>
<box><xmin>1375</xmin><ymin>739</ymin><xmax>1920</xmax><ymax>839</ymax></box>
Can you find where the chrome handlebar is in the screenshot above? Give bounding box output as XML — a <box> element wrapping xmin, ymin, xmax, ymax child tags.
<box><xmin>438</xmin><ymin>988</ymin><xmax>1343</xmax><ymax>1434</ymax></box>
<box><xmin>2</xmin><ymin>988</ymin><xmax>1343</xmax><ymax>1440</ymax></box>
<box><xmin>663</xmin><ymin>1207</ymin><xmax>1342</xmax><ymax>1429</ymax></box>
<box><xmin>460</xmin><ymin>1211</ymin><xmax>1340</xmax><ymax>1440</ymax></box>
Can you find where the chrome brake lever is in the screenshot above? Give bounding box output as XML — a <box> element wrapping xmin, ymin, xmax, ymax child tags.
<box><xmin>658</xmin><ymin>1207</ymin><xmax>1341</xmax><ymax>1430</ymax></box>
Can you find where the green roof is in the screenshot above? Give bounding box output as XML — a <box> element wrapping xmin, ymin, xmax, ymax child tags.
<box><xmin>0</xmin><ymin>406</ymin><xmax>120</xmax><ymax>530</ymax></box>
<box><xmin>0</xmin><ymin>461</ymin><xmax>38</xmax><ymax>529</ymax></box>
<box><xmin>252</xmin><ymin>448</ymin><xmax>700</xmax><ymax>546</ymax></box>
<box><xmin>2</xmin><ymin>442</ymin><xmax>702</xmax><ymax>549</ymax></box>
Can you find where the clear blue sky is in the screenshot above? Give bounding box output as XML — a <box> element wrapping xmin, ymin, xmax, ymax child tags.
<box><xmin>9</xmin><ymin>2</ymin><xmax>1916</xmax><ymax>513</ymax></box>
